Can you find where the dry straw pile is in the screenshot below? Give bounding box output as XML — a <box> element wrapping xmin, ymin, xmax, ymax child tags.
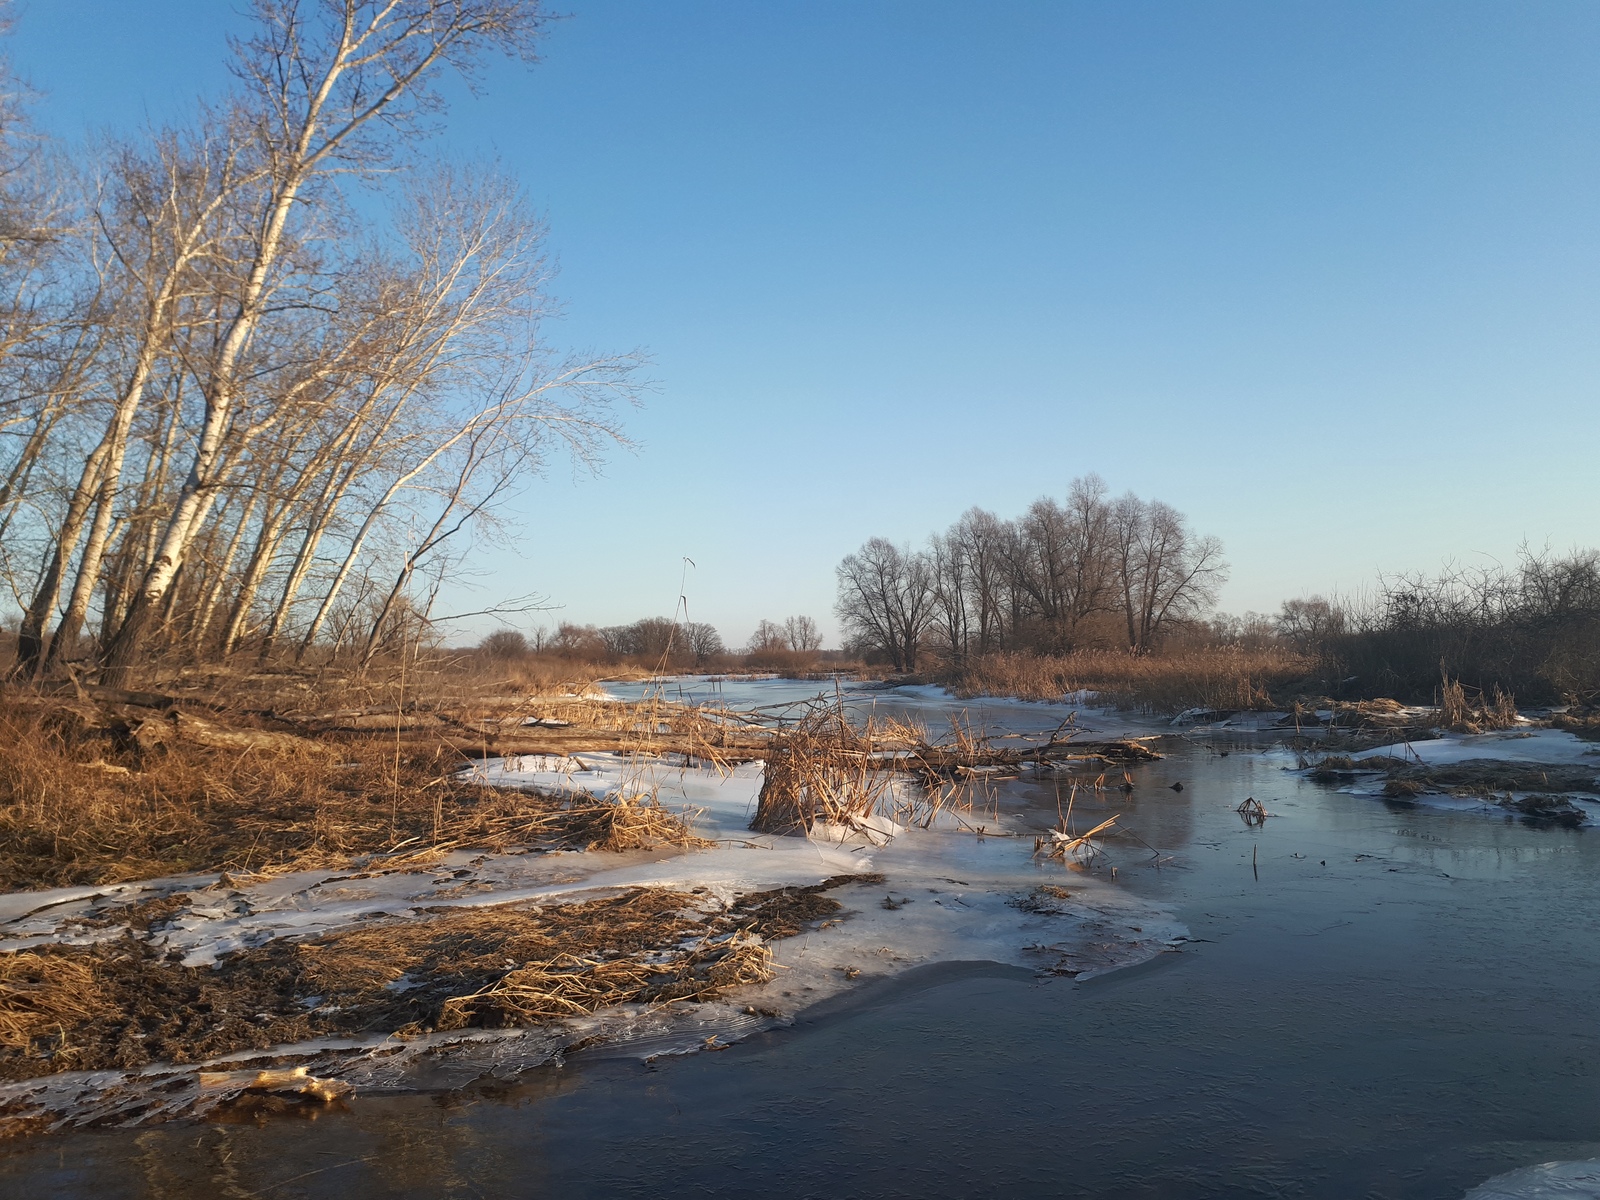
<box><xmin>749</xmin><ymin>705</ymin><xmax>896</xmax><ymax>835</ymax></box>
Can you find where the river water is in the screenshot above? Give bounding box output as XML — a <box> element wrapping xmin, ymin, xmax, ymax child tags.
<box><xmin>4</xmin><ymin>680</ymin><xmax>1597</xmax><ymax>1198</ymax></box>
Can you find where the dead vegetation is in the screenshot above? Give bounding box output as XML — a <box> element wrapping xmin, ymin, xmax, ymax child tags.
<box><xmin>1496</xmin><ymin>794</ymin><xmax>1587</xmax><ymax>825</ymax></box>
<box><xmin>947</xmin><ymin>647</ymin><xmax>1313</xmax><ymax>712</ymax></box>
<box><xmin>1034</xmin><ymin>814</ymin><xmax>1121</xmax><ymax>865</ymax></box>
<box><xmin>1281</xmin><ymin>682</ymin><xmax>1521</xmax><ymax>753</ymax></box>
<box><xmin>0</xmin><ymin>688</ymin><xmax>719</xmax><ymax>891</ymax></box>
<box><xmin>1009</xmin><ymin>883</ymin><xmax>1076</xmax><ymax>914</ymax></box>
<box><xmin>1236</xmin><ymin>797</ymin><xmax>1270</xmax><ymax>826</ymax></box>
<box><xmin>1437</xmin><ymin>672</ymin><xmax>1519</xmax><ymax>734</ymax></box>
<box><xmin>1304</xmin><ymin>753</ymin><xmax>1598</xmax><ymax>798</ymax></box>
<box><xmin>750</xmin><ymin>705</ymin><xmax>898</xmax><ymax>835</ymax></box>
<box><xmin>1551</xmin><ymin>707</ymin><xmax>1600</xmax><ymax>742</ymax></box>
<box><xmin>0</xmin><ymin>877</ymin><xmax>875</xmax><ymax>1086</ymax></box>
<box><xmin>1275</xmin><ymin>696</ymin><xmax>1443</xmax><ymax>752</ymax></box>
<box><xmin>1386</xmin><ymin>759</ymin><xmax>1599</xmax><ymax>797</ymax></box>
<box><xmin>0</xmin><ymin>664</ymin><xmax>1158</xmax><ymax>885</ymax></box>
<box><xmin>749</xmin><ymin>700</ymin><xmax>1160</xmax><ymax>836</ymax></box>
<box><xmin>1300</xmin><ymin>750</ymin><xmax>1597</xmax><ymax>825</ymax></box>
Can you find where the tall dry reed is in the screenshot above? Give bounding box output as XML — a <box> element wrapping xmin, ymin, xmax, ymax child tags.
<box><xmin>947</xmin><ymin>647</ymin><xmax>1314</xmax><ymax>712</ymax></box>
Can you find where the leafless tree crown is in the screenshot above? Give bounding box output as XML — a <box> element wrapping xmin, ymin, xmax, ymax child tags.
<box><xmin>836</xmin><ymin>477</ymin><xmax>1228</xmax><ymax>669</ymax></box>
<box><xmin>0</xmin><ymin>2</ymin><xmax>643</xmax><ymax>683</ymax></box>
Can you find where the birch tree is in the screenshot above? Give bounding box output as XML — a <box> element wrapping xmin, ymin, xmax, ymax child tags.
<box><xmin>100</xmin><ymin>0</ymin><xmax>550</xmax><ymax>684</ymax></box>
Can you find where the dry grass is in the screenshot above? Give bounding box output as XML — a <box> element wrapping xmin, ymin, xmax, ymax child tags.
<box><xmin>0</xmin><ymin>952</ymin><xmax>108</xmax><ymax>1055</ymax></box>
<box><xmin>0</xmin><ymin>698</ymin><xmax>711</xmax><ymax>890</ymax></box>
<box><xmin>146</xmin><ymin>654</ymin><xmax>628</xmax><ymax>721</ymax></box>
<box><xmin>1236</xmin><ymin>797</ymin><xmax>1269</xmax><ymax>825</ymax></box>
<box><xmin>554</xmin><ymin>792</ymin><xmax>716</xmax><ymax>853</ymax></box>
<box><xmin>1034</xmin><ymin>813</ymin><xmax>1121</xmax><ymax>865</ymax></box>
<box><xmin>0</xmin><ymin>878</ymin><xmax>871</xmax><ymax>1082</ymax></box>
<box><xmin>1552</xmin><ymin>707</ymin><xmax>1600</xmax><ymax>742</ymax></box>
<box><xmin>1280</xmin><ymin>698</ymin><xmax>1442</xmax><ymax>752</ymax></box>
<box><xmin>441</xmin><ymin>933</ymin><xmax>773</xmax><ymax>1027</ymax></box>
<box><xmin>750</xmin><ymin>705</ymin><xmax>897</xmax><ymax>835</ymax></box>
<box><xmin>1437</xmin><ymin>672</ymin><xmax>1518</xmax><ymax>734</ymax></box>
<box><xmin>747</xmin><ymin>697</ymin><xmax>1162</xmax><ymax>836</ymax></box>
<box><xmin>948</xmin><ymin>648</ymin><xmax>1314</xmax><ymax>712</ymax></box>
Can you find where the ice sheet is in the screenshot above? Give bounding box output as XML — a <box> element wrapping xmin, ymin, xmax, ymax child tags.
<box><xmin>1354</xmin><ymin>729</ymin><xmax>1600</xmax><ymax>767</ymax></box>
<box><xmin>1462</xmin><ymin>1159</ymin><xmax>1600</xmax><ymax>1199</ymax></box>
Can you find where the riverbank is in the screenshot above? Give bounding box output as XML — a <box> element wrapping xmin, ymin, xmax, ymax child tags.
<box><xmin>0</xmin><ymin>678</ymin><xmax>1184</xmax><ymax>1133</ymax></box>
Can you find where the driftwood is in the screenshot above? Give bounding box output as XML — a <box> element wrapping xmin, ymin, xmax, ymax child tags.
<box><xmin>883</xmin><ymin>737</ymin><xmax>1161</xmax><ymax>780</ymax></box>
<box><xmin>428</xmin><ymin>728</ymin><xmax>772</xmax><ymax>762</ymax></box>
<box><xmin>168</xmin><ymin>713</ymin><xmax>336</xmax><ymax>755</ymax></box>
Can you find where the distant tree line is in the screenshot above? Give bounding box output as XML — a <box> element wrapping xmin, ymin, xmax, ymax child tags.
<box><xmin>835</xmin><ymin>476</ymin><xmax>1228</xmax><ymax>671</ymax></box>
<box><xmin>478</xmin><ymin>613</ymin><xmax>828</xmax><ymax>671</ymax></box>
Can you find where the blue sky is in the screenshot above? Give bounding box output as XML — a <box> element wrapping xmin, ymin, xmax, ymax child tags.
<box><xmin>12</xmin><ymin>2</ymin><xmax>1600</xmax><ymax>645</ymax></box>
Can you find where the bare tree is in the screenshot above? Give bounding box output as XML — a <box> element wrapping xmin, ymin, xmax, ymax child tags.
<box><xmin>927</xmin><ymin>531</ymin><xmax>970</xmax><ymax>664</ymax></box>
<box><xmin>950</xmin><ymin>507</ymin><xmax>1008</xmax><ymax>654</ymax></box>
<box><xmin>842</xmin><ymin>481</ymin><xmax>1227</xmax><ymax>663</ymax></box>
<box><xmin>835</xmin><ymin>538</ymin><xmax>934</xmax><ymax>672</ymax></box>
<box><xmin>478</xmin><ymin>628</ymin><xmax>529</xmax><ymax>658</ymax></box>
<box><xmin>747</xmin><ymin>619</ymin><xmax>787</xmax><ymax>654</ymax></box>
<box><xmin>1110</xmin><ymin>493</ymin><xmax>1227</xmax><ymax>652</ymax></box>
<box><xmin>100</xmin><ymin>0</ymin><xmax>551</xmax><ymax>684</ymax></box>
<box><xmin>783</xmin><ymin>614</ymin><xmax>821</xmax><ymax>653</ymax></box>
<box><xmin>1277</xmin><ymin>596</ymin><xmax>1347</xmax><ymax>652</ymax></box>
<box><xmin>682</xmin><ymin>621</ymin><xmax>724</xmax><ymax>663</ymax></box>
<box><xmin>0</xmin><ymin>6</ymin><xmax>658</xmax><ymax>686</ymax></box>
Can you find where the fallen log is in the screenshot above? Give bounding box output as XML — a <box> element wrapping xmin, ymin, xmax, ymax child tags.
<box><xmin>884</xmin><ymin>737</ymin><xmax>1162</xmax><ymax>779</ymax></box>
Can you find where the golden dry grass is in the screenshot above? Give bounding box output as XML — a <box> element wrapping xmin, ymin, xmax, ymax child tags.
<box><xmin>0</xmin><ymin>698</ymin><xmax>710</xmax><ymax>890</ymax></box>
<box><xmin>947</xmin><ymin>647</ymin><xmax>1315</xmax><ymax>712</ymax></box>
<box><xmin>750</xmin><ymin>705</ymin><xmax>897</xmax><ymax>835</ymax></box>
<box><xmin>0</xmin><ymin>951</ymin><xmax>108</xmax><ymax>1055</ymax></box>
<box><xmin>1437</xmin><ymin>673</ymin><xmax>1518</xmax><ymax>734</ymax></box>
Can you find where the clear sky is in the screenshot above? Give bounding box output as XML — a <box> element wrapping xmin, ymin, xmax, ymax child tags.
<box><xmin>11</xmin><ymin>2</ymin><xmax>1600</xmax><ymax>646</ymax></box>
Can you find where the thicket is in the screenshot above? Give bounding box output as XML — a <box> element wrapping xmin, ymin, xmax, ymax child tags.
<box><xmin>1297</xmin><ymin>548</ymin><xmax>1600</xmax><ymax>706</ymax></box>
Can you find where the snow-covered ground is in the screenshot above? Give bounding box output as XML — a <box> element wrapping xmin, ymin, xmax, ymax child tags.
<box><xmin>0</xmin><ymin>749</ymin><xmax>1183</xmax><ymax>977</ymax></box>
<box><xmin>0</xmin><ymin>729</ymin><xmax>1186</xmax><ymax>1129</ymax></box>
